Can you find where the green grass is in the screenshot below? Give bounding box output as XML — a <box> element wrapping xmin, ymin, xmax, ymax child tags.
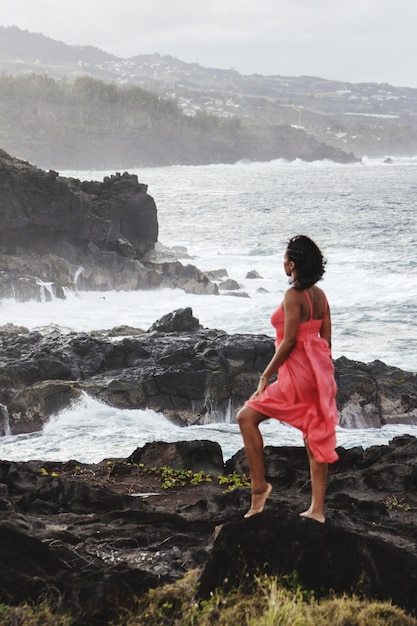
<box><xmin>1</xmin><ymin>573</ymin><xmax>416</xmax><ymax>626</ymax></box>
<box><xmin>120</xmin><ymin>571</ymin><xmax>417</xmax><ymax>626</ymax></box>
<box><xmin>130</xmin><ymin>574</ymin><xmax>417</xmax><ymax>626</ymax></box>
<box><xmin>0</xmin><ymin>601</ymin><xmax>73</xmax><ymax>625</ymax></box>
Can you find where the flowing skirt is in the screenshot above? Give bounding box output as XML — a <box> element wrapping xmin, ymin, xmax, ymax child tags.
<box><xmin>246</xmin><ymin>335</ymin><xmax>339</xmax><ymax>463</ymax></box>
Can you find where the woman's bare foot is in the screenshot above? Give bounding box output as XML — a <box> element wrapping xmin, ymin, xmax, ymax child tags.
<box><xmin>299</xmin><ymin>508</ymin><xmax>325</xmax><ymax>524</ymax></box>
<box><xmin>244</xmin><ymin>483</ymin><xmax>272</xmax><ymax>518</ymax></box>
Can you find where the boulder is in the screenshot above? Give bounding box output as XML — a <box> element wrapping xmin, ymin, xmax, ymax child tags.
<box><xmin>335</xmin><ymin>357</ymin><xmax>417</xmax><ymax>428</ymax></box>
<box><xmin>204</xmin><ymin>268</ymin><xmax>228</xmax><ymax>281</ymax></box>
<box><xmin>246</xmin><ymin>269</ymin><xmax>263</xmax><ymax>279</ymax></box>
<box><xmin>148</xmin><ymin>307</ymin><xmax>202</xmax><ymax>333</ymax></box>
<box><xmin>128</xmin><ymin>440</ymin><xmax>225</xmax><ymax>474</ymax></box>
<box><xmin>219</xmin><ymin>278</ymin><xmax>241</xmax><ymax>291</ymax></box>
<box><xmin>6</xmin><ymin>381</ymin><xmax>82</xmax><ymax>434</ymax></box>
<box><xmin>198</xmin><ymin>507</ymin><xmax>417</xmax><ymax>613</ymax></box>
<box><xmin>200</xmin><ymin>434</ymin><xmax>417</xmax><ymax>615</ymax></box>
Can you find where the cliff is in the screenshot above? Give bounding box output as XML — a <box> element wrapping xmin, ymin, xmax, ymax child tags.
<box><xmin>0</xmin><ymin>149</ymin><xmax>217</xmax><ymax>300</ymax></box>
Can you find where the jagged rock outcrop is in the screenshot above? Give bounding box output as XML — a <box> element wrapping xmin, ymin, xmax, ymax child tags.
<box><xmin>1</xmin><ymin>436</ymin><xmax>417</xmax><ymax>624</ymax></box>
<box><xmin>0</xmin><ymin>149</ymin><xmax>218</xmax><ymax>299</ymax></box>
<box><xmin>200</xmin><ymin>435</ymin><xmax>417</xmax><ymax>610</ymax></box>
<box><xmin>335</xmin><ymin>356</ymin><xmax>417</xmax><ymax>428</ymax></box>
<box><xmin>0</xmin><ymin>308</ymin><xmax>416</xmax><ymax>434</ymax></box>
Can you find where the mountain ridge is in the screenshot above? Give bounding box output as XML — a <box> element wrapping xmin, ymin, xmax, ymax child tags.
<box><xmin>1</xmin><ymin>25</ymin><xmax>417</xmax><ymax>162</ymax></box>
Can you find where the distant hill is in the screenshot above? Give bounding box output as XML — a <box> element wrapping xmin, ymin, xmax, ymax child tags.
<box><xmin>0</xmin><ymin>25</ymin><xmax>116</xmax><ymax>66</ymax></box>
<box><xmin>0</xmin><ymin>73</ymin><xmax>357</xmax><ymax>169</ymax></box>
<box><xmin>1</xmin><ymin>25</ymin><xmax>417</xmax><ymax>163</ymax></box>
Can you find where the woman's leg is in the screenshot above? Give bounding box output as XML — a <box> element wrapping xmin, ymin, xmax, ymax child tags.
<box><xmin>237</xmin><ymin>406</ymin><xmax>272</xmax><ymax>518</ymax></box>
<box><xmin>300</xmin><ymin>437</ymin><xmax>327</xmax><ymax>523</ymax></box>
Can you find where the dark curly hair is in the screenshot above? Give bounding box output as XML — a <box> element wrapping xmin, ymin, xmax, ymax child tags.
<box><xmin>286</xmin><ymin>235</ymin><xmax>326</xmax><ymax>290</ymax></box>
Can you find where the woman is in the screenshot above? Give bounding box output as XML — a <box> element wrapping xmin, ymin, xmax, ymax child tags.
<box><xmin>237</xmin><ymin>235</ymin><xmax>338</xmax><ymax>522</ymax></box>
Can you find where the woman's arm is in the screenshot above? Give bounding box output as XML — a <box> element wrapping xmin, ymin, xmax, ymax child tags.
<box><xmin>320</xmin><ymin>305</ymin><xmax>332</xmax><ymax>349</ymax></box>
<box><xmin>251</xmin><ymin>289</ymin><xmax>301</xmax><ymax>397</ymax></box>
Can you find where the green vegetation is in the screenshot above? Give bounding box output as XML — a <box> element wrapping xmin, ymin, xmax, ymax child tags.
<box><xmin>139</xmin><ymin>463</ymin><xmax>249</xmax><ymax>492</ymax></box>
<box><xmin>0</xmin><ymin>72</ymin><xmax>244</xmax><ymax>169</ymax></box>
<box><xmin>0</xmin><ymin>600</ymin><xmax>72</xmax><ymax>625</ymax></box>
<box><xmin>131</xmin><ymin>572</ymin><xmax>417</xmax><ymax>626</ymax></box>
<box><xmin>218</xmin><ymin>471</ymin><xmax>251</xmax><ymax>492</ymax></box>
<box><xmin>145</xmin><ymin>465</ymin><xmax>213</xmax><ymax>489</ymax></box>
<box><xmin>1</xmin><ymin>573</ymin><xmax>416</xmax><ymax>626</ymax></box>
<box><xmin>2</xmin><ymin>26</ymin><xmax>417</xmax><ymax>162</ymax></box>
<box><xmin>39</xmin><ymin>467</ymin><xmax>59</xmax><ymax>477</ymax></box>
<box><xmin>42</xmin><ymin>459</ymin><xmax>251</xmax><ymax>493</ymax></box>
<box><xmin>385</xmin><ymin>494</ymin><xmax>414</xmax><ymax>512</ymax></box>
<box><xmin>0</xmin><ymin>71</ymin><xmax>358</xmax><ymax>169</ymax></box>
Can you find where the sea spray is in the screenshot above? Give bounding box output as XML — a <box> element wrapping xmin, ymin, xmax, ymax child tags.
<box><xmin>0</xmin><ymin>404</ymin><xmax>11</xmax><ymax>437</ymax></box>
<box><xmin>0</xmin><ymin>393</ymin><xmax>417</xmax><ymax>463</ymax></box>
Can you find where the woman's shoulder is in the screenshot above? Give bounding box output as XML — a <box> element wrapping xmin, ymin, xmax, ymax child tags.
<box><xmin>283</xmin><ymin>287</ymin><xmax>306</xmax><ymax>311</ymax></box>
<box><xmin>304</xmin><ymin>283</ymin><xmax>327</xmax><ymax>298</ymax></box>
<box><xmin>284</xmin><ymin>286</ymin><xmax>305</xmax><ymax>301</ymax></box>
<box><xmin>309</xmin><ymin>285</ymin><xmax>330</xmax><ymax>316</ymax></box>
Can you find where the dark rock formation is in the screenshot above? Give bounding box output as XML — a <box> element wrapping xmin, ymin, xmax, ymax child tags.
<box><xmin>1</xmin><ymin>437</ymin><xmax>417</xmax><ymax>623</ymax></box>
<box><xmin>128</xmin><ymin>440</ymin><xmax>225</xmax><ymax>474</ymax></box>
<box><xmin>335</xmin><ymin>356</ymin><xmax>417</xmax><ymax>428</ymax></box>
<box><xmin>246</xmin><ymin>269</ymin><xmax>263</xmax><ymax>279</ymax></box>
<box><xmin>0</xmin><ymin>149</ymin><xmax>218</xmax><ymax>300</ymax></box>
<box><xmin>219</xmin><ymin>278</ymin><xmax>241</xmax><ymax>291</ymax></box>
<box><xmin>200</xmin><ymin>434</ymin><xmax>417</xmax><ymax>612</ymax></box>
<box><xmin>0</xmin><ymin>308</ymin><xmax>416</xmax><ymax>435</ymax></box>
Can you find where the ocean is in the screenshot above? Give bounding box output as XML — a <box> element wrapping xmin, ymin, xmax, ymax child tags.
<box><xmin>1</xmin><ymin>157</ymin><xmax>416</xmax><ymax>463</ymax></box>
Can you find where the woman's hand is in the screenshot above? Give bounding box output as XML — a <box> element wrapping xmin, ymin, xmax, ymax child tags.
<box><xmin>249</xmin><ymin>375</ymin><xmax>268</xmax><ymax>400</ymax></box>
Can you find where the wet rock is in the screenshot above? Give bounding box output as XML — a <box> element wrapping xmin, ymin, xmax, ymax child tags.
<box><xmin>1</xmin><ymin>438</ymin><xmax>417</xmax><ymax>621</ymax></box>
<box><xmin>219</xmin><ymin>278</ymin><xmax>241</xmax><ymax>291</ymax></box>
<box><xmin>335</xmin><ymin>356</ymin><xmax>417</xmax><ymax>428</ymax></box>
<box><xmin>0</xmin><ymin>310</ymin><xmax>416</xmax><ymax>434</ymax></box>
<box><xmin>204</xmin><ymin>268</ymin><xmax>228</xmax><ymax>281</ymax></box>
<box><xmin>6</xmin><ymin>381</ymin><xmax>82</xmax><ymax>434</ymax></box>
<box><xmin>128</xmin><ymin>440</ymin><xmax>225</xmax><ymax>474</ymax></box>
<box><xmin>246</xmin><ymin>269</ymin><xmax>263</xmax><ymax>279</ymax></box>
<box><xmin>148</xmin><ymin>307</ymin><xmax>202</xmax><ymax>333</ymax></box>
<box><xmin>0</xmin><ymin>149</ymin><xmax>218</xmax><ymax>300</ymax></box>
<box><xmin>222</xmin><ymin>290</ymin><xmax>250</xmax><ymax>298</ymax></box>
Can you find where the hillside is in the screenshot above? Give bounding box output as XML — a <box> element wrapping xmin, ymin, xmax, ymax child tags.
<box><xmin>0</xmin><ymin>73</ymin><xmax>360</xmax><ymax>169</ymax></box>
<box><xmin>1</xmin><ymin>26</ymin><xmax>417</xmax><ymax>163</ymax></box>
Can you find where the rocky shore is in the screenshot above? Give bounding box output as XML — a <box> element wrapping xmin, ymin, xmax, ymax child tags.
<box><xmin>1</xmin><ymin>311</ymin><xmax>417</xmax><ymax>622</ymax></box>
<box><xmin>0</xmin><ymin>307</ymin><xmax>416</xmax><ymax>436</ymax></box>
<box><xmin>0</xmin><ymin>149</ymin><xmax>217</xmax><ymax>301</ymax></box>
<box><xmin>1</xmin><ymin>145</ymin><xmax>417</xmax><ymax>623</ymax></box>
<box><xmin>1</xmin><ymin>436</ymin><xmax>417</xmax><ymax>624</ymax></box>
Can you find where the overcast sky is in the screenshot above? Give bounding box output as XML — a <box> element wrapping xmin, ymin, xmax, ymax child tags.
<box><xmin>2</xmin><ymin>0</ymin><xmax>417</xmax><ymax>88</ymax></box>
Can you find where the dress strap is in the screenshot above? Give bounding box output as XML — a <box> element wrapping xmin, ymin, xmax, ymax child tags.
<box><xmin>303</xmin><ymin>290</ymin><xmax>313</xmax><ymax>320</ymax></box>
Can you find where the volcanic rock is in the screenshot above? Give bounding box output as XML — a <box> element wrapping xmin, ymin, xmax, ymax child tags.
<box><xmin>1</xmin><ymin>437</ymin><xmax>417</xmax><ymax>623</ymax></box>
<box><xmin>0</xmin><ymin>149</ymin><xmax>218</xmax><ymax>299</ymax></box>
<box><xmin>0</xmin><ymin>309</ymin><xmax>416</xmax><ymax>434</ymax></box>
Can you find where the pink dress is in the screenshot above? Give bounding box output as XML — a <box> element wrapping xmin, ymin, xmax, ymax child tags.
<box><xmin>246</xmin><ymin>290</ymin><xmax>339</xmax><ymax>463</ymax></box>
